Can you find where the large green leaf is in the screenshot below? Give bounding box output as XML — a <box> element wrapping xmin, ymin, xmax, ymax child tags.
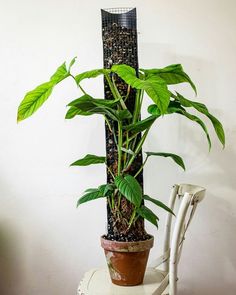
<box><xmin>77</xmin><ymin>185</ymin><xmax>106</xmax><ymax>206</ymax></box>
<box><xmin>65</xmin><ymin>106</ymin><xmax>92</xmax><ymax>119</ymax></box>
<box><xmin>124</xmin><ymin>115</ymin><xmax>158</xmax><ymax>133</ymax></box>
<box><xmin>86</xmin><ymin>107</ymin><xmax>118</xmax><ymax>121</ymax></box>
<box><xmin>111</xmin><ymin>64</ymin><xmax>170</xmax><ymax>114</ymax></box>
<box><xmin>115</xmin><ymin>175</ymin><xmax>142</xmax><ymax>207</ymax></box>
<box><xmin>71</xmin><ymin>154</ymin><xmax>106</xmax><ymax>166</ymax></box>
<box><xmin>174</xmin><ymin>92</ymin><xmax>207</xmax><ymax>111</ymax></box>
<box><xmin>17</xmin><ymin>81</ymin><xmax>54</xmax><ymax>122</ymax></box>
<box><xmin>136</xmin><ymin>206</ymin><xmax>159</xmax><ymax>228</ymax></box>
<box><xmin>68</xmin><ymin>95</ymin><xmax>120</xmax><ymax>108</ymax></box>
<box><xmin>175</xmin><ymin>92</ymin><xmax>225</xmax><ymax>147</ymax></box>
<box><xmin>206</xmin><ymin>113</ymin><xmax>225</xmax><ymax>148</ymax></box>
<box><xmin>74</xmin><ymin>69</ymin><xmax>109</xmax><ymax>85</ymax></box>
<box><xmin>145</xmin><ymin>152</ymin><xmax>186</xmax><ymax>170</ymax></box>
<box><xmin>143</xmin><ymin>195</ymin><xmax>175</xmax><ymax>215</ymax></box>
<box><xmin>148</xmin><ymin>103</ymin><xmax>212</xmax><ymax>150</ymax></box>
<box><xmin>17</xmin><ymin>60</ymin><xmax>72</xmax><ymax>122</ymax></box>
<box><xmin>69</xmin><ymin>95</ymin><xmax>131</xmax><ymax>122</ymax></box>
<box><xmin>50</xmin><ymin>62</ymin><xmax>69</xmax><ymax>83</ymax></box>
<box><xmin>141</xmin><ymin>64</ymin><xmax>197</xmax><ymax>95</ymax></box>
<box><xmin>179</xmin><ymin>109</ymin><xmax>212</xmax><ymax>150</ymax></box>
<box><xmin>68</xmin><ymin>94</ymin><xmax>98</xmax><ymax>109</ymax></box>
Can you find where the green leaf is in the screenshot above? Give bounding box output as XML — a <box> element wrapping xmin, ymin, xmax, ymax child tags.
<box><xmin>86</xmin><ymin>107</ymin><xmax>118</xmax><ymax>121</ymax></box>
<box><xmin>84</xmin><ymin>188</ymin><xmax>98</xmax><ymax>193</ymax></box>
<box><xmin>179</xmin><ymin>109</ymin><xmax>212</xmax><ymax>150</ymax></box>
<box><xmin>17</xmin><ymin>81</ymin><xmax>54</xmax><ymax>122</ymax></box>
<box><xmin>147</xmin><ymin>104</ymin><xmax>162</xmax><ymax>116</ymax></box>
<box><xmin>148</xmin><ymin>103</ymin><xmax>212</xmax><ymax>150</ymax></box>
<box><xmin>145</xmin><ymin>152</ymin><xmax>186</xmax><ymax>170</ymax></box>
<box><xmin>65</xmin><ymin>106</ymin><xmax>92</xmax><ymax>119</ymax></box>
<box><xmin>17</xmin><ymin>61</ymin><xmax>71</xmax><ymax>122</ymax></box>
<box><xmin>143</xmin><ymin>195</ymin><xmax>175</xmax><ymax>215</ymax></box>
<box><xmin>148</xmin><ymin>101</ymin><xmax>185</xmax><ymax>116</ymax></box>
<box><xmin>68</xmin><ymin>57</ymin><xmax>77</xmax><ymax>71</ymax></box>
<box><xmin>50</xmin><ymin>62</ymin><xmax>69</xmax><ymax>83</ymax></box>
<box><xmin>71</xmin><ymin>154</ymin><xmax>106</xmax><ymax>166</ymax></box>
<box><xmin>174</xmin><ymin>92</ymin><xmax>207</xmax><ymax>111</ymax></box>
<box><xmin>124</xmin><ymin>115</ymin><xmax>158</xmax><ymax>133</ymax></box>
<box><xmin>115</xmin><ymin>175</ymin><xmax>142</xmax><ymax>207</ymax></box>
<box><xmin>68</xmin><ymin>95</ymin><xmax>126</xmax><ymax>121</ymax></box>
<box><xmin>69</xmin><ymin>95</ymin><xmax>130</xmax><ymax>122</ymax></box>
<box><xmin>115</xmin><ymin>109</ymin><xmax>132</xmax><ymax>121</ymax></box>
<box><xmin>75</xmin><ymin>69</ymin><xmax>109</xmax><ymax>85</ymax></box>
<box><xmin>143</xmin><ymin>75</ymin><xmax>170</xmax><ymax>114</ymax></box>
<box><xmin>111</xmin><ymin>64</ymin><xmax>170</xmax><ymax>114</ymax></box>
<box><xmin>207</xmin><ymin>113</ymin><xmax>225</xmax><ymax>148</ymax></box>
<box><xmin>141</xmin><ymin>64</ymin><xmax>197</xmax><ymax>95</ymax></box>
<box><xmin>102</xmin><ymin>184</ymin><xmax>115</xmax><ymax>197</ymax></box>
<box><xmin>68</xmin><ymin>95</ymin><xmax>119</xmax><ymax>108</ymax></box>
<box><xmin>77</xmin><ymin>186</ymin><xmax>106</xmax><ymax>206</ymax></box>
<box><xmin>98</xmin><ymin>184</ymin><xmax>107</xmax><ymax>194</ymax></box>
<box><xmin>68</xmin><ymin>95</ymin><xmax>97</xmax><ymax>108</ymax></box>
<box><xmin>175</xmin><ymin>92</ymin><xmax>225</xmax><ymax>147</ymax></box>
<box><xmin>136</xmin><ymin>206</ymin><xmax>159</xmax><ymax>228</ymax></box>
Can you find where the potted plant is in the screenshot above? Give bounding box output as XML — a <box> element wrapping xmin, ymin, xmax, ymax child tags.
<box><xmin>17</xmin><ymin>60</ymin><xmax>225</xmax><ymax>286</ymax></box>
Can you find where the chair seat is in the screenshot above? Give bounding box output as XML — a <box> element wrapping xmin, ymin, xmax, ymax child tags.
<box><xmin>78</xmin><ymin>267</ymin><xmax>169</xmax><ymax>295</ymax></box>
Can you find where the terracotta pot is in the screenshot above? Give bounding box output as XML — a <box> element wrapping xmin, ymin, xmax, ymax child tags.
<box><xmin>101</xmin><ymin>235</ymin><xmax>154</xmax><ymax>286</ymax></box>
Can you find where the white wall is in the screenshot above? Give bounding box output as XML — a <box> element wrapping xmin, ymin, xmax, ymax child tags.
<box><xmin>0</xmin><ymin>0</ymin><xmax>235</xmax><ymax>294</ymax></box>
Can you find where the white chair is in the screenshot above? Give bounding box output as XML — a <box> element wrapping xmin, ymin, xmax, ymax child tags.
<box><xmin>77</xmin><ymin>183</ymin><xmax>206</xmax><ymax>295</ymax></box>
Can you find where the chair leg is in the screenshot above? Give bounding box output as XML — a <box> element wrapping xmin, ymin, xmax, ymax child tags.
<box><xmin>169</xmin><ymin>263</ymin><xmax>177</xmax><ymax>295</ymax></box>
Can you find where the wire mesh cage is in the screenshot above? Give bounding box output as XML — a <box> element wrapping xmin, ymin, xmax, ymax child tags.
<box><xmin>101</xmin><ymin>8</ymin><xmax>143</xmax><ymax>240</ymax></box>
<box><xmin>102</xmin><ymin>7</ymin><xmax>137</xmax><ymax>29</ymax></box>
<box><xmin>101</xmin><ymin>7</ymin><xmax>138</xmax><ymax>70</ymax></box>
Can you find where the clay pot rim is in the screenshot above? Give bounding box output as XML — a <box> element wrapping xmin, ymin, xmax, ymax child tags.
<box><xmin>101</xmin><ymin>234</ymin><xmax>154</xmax><ymax>252</ymax></box>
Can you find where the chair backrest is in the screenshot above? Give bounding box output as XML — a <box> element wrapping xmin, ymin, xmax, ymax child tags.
<box><xmin>162</xmin><ymin>184</ymin><xmax>206</xmax><ymax>295</ymax></box>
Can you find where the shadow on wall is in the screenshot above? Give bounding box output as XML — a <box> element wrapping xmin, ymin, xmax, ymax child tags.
<box><xmin>178</xmin><ymin>119</ymin><xmax>236</xmax><ymax>294</ymax></box>
<box><xmin>0</xmin><ymin>223</ymin><xmax>23</xmax><ymax>295</ymax></box>
<box><xmin>179</xmin><ymin>193</ymin><xmax>236</xmax><ymax>295</ymax></box>
<box><xmin>0</xmin><ymin>205</ymin><xmax>79</xmax><ymax>295</ymax></box>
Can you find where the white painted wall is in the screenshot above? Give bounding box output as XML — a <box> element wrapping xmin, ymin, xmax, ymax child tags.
<box><xmin>0</xmin><ymin>0</ymin><xmax>235</xmax><ymax>294</ymax></box>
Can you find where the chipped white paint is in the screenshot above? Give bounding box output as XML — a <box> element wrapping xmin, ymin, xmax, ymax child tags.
<box><xmin>105</xmin><ymin>252</ymin><xmax>122</xmax><ymax>281</ymax></box>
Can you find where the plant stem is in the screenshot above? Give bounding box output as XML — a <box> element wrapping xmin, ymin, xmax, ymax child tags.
<box><xmin>123</xmin><ymin>132</ymin><xmax>138</xmax><ymax>146</ymax></box>
<box><xmin>123</xmin><ymin>131</ymin><xmax>129</xmax><ymax>166</ymax></box>
<box><xmin>104</xmin><ymin>116</ymin><xmax>112</xmax><ymax>132</ymax></box>
<box><xmin>70</xmin><ymin>74</ymin><xmax>87</xmax><ymax>95</ymax></box>
<box><xmin>134</xmin><ymin>156</ymin><xmax>148</xmax><ymax>178</ymax></box>
<box><xmin>117</xmin><ymin>192</ymin><xmax>122</xmax><ymax>208</ymax></box>
<box><xmin>107</xmin><ymin>166</ymin><xmax>115</xmax><ymax>180</ymax></box>
<box><xmin>132</xmin><ymin>89</ymin><xmax>141</xmax><ymax>124</ymax></box>
<box><xmin>111</xmin><ymin>75</ymin><xmax>127</xmax><ymax>110</ymax></box>
<box><xmin>104</xmin><ymin>73</ymin><xmax>118</xmax><ymax>100</ymax></box>
<box><xmin>107</xmin><ymin>197</ymin><xmax>112</xmax><ymax>210</ymax></box>
<box><xmin>124</xmin><ymin>85</ymin><xmax>131</xmax><ymax>102</ymax></box>
<box><xmin>128</xmin><ymin>209</ymin><xmax>137</xmax><ymax>229</ymax></box>
<box><xmin>117</xmin><ymin>122</ymin><xmax>123</xmax><ymax>176</ymax></box>
<box><xmin>112</xmin><ymin>125</ymin><xmax>118</xmax><ymax>147</ymax></box>
<box><xmin>125</xmin><ymin>127</ymin><xmax>150</xmax><ymax>171</ymax></box>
